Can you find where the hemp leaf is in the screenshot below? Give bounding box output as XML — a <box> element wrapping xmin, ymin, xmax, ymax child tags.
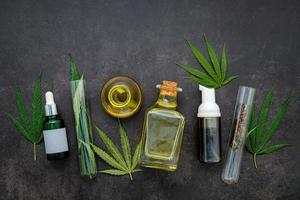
<box><xmin>90</xmin><ymin>121</ymin><xmax>142</xmax><ymax>180</ymax></box>
<box><xmin>246</xmin><ymin>89</ymin><xmax>292</xmax><ymax>168</ymax></box>
<box><xmin>7</xmin><ymin>74</ymin><xmax>44</xmax><ymax>160</ymax></box>
<box><xmin>177</xmin><ymin>35</ymin><xmax>237</xmax><ymax>89</ymax></box>
<box><xmin>47</xmin><ymin>82</ymin><xmax>54</xmax><ymax>92</ymax></box>
<box><xmin>69</xmin><ymin>53</ymin><xmax>81</xmax><ymax>81</ymax></box>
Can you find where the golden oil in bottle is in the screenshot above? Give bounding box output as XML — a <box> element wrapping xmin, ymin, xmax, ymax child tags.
<box><xmin>140</xmin><ymin>81</ymin><xmax>185</xmax><ymax>171</ymax></box>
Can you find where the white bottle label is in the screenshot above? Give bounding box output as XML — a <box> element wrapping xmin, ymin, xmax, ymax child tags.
<box><xmin>43</xmin><ymin>128</ymin><xmax>69</xmax><ymax>154</ymax></box>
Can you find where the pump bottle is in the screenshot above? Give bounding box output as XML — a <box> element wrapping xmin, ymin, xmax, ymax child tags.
<box><xmin>198</xmin><ymin>85</ymin><xmax>221</xmax><ymax>163</ymax></box>
<box><xmin>43</xmin><ymin>91</ymin><xmax>69</xmax><ymax>160</ymax></box>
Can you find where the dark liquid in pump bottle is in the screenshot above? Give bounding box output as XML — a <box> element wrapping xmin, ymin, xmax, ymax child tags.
<box><xmin>199</xmin><ymin>117</ymin><xmax>221</xmax><ymax>163</ymax></box>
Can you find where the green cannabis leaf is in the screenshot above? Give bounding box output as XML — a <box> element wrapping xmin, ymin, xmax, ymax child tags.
<box><xmin>7</xmin><ymin>74</ymin><xmax>45</xmax><ymax>160</ymax></box>
<box><xmin>177</xmin><ymin>35</ymin><xmax>237</xmax><ymax>89</ymax></box>
<box><xmin>69</xmin><ymin>54</ymin><xmax>97</xmax><ymax>178</ymax></box>
<box><xmin>69</xmin><ymin>54</ymin><xmax>81</xmax><ymax>81</ymax></box>
<box><xmin>246</xmin><ymin>89</ymin><xmax>292</xmax><ymax>168</ymax></box>
<box><xmin>91</xmin><ymin>121</ymin><xmax>142</xmax><ymax>180</ymax></box>
<box><xmin>47</xmin><ymin>82</ymin><xmax>54</xmax><ymax>92</ymax></box>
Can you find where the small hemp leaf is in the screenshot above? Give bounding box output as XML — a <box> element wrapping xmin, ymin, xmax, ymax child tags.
<box><xmin>47</xmin><ymin>82</ymin><xmax>54</xmax><ymax>92</ymax></box>
<box><xmin>246</xmin><ymin>88</ymin><xmax>292</xmax><ymax>168</ymax></box>
<box><xmin>69</xmin><ymin>53</ymin><xmax>81</xmax><ymax>81</ymax></box>
<box><xmin>177</xmin><ymin>34</ymin><xmax>238</xmax><ymax>89</ymax></box>
<box><xmin>90</xmin><ymin>121</ymin><xmax>142</xmax><ymax>180</ymax></box>
<box><xmin>7</xmin><ymin>73</ymin><xmax>45</xmax><ymax>161</ymax></box>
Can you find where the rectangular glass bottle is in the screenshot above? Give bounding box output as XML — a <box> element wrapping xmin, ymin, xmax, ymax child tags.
<box><xmin>140</xmin><ymin>81</ymin><xmax>185</xmax><ymax>171</ymax></box>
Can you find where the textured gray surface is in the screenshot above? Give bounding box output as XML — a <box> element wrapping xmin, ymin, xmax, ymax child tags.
<box><xmin>0</xmin><ymin>0</ymin><xmax>300</xmax><ymax>199</ymax></box>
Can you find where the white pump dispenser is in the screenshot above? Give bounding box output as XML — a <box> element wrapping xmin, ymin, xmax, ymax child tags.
<box><xmin>198</xmin><ymin>84</ymin><xmax>222</xmax><ymax>163</ymax></box>
<box><xmin>197</xmin><ymin>85</ymin><xmax>221</xmax><ymax>118</ymax></box>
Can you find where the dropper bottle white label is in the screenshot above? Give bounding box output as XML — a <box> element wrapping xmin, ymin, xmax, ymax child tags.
<box><xmin>43</xmin><ymin>91</ymin><xmax>69</xmax><ymax>160</ymax></box>
<box><xmin>43</xmin><ymin>128</ymin><xmax>68</xmax><ymax>154</ymax></box>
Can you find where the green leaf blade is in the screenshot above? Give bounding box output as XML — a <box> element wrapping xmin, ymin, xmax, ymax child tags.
<box><xmin>220</xmin><ymin>44</ymin><xmax>227</xmax><ymax>81</ymax></box>
<box><xmin>119</xmin><ymin>120</ymin><xmax>132</xmax><ymax>170</ymax></box>
<box><xmin>8</xmin><ymin>74</ymin><xmax>46</xmax><ymax>160</ymax></box>
<box><xmin>90</xmin><ymin>143</ymin><xmax>126</xmax><ymax>171</ymax></box>
<box><xmin>177</xmin><ymin>64</ymin><xmax>218</xmax><ymax>87</ymax></box>
<box><xmin>246</xmin><ymin>108</ymin><xmax>258</xmax><ymax>153</ymax></box>
<box><xmin>186</xmin><ymin>77</ymin><xmax>217</xmax><ymax>88</ymax></box>
<box><xmin>95</xmin><ymin>126</ymin><xmax>128</xmax><ymax>170</ymax></box>
<box><xmin>221</xmin><ymin>76</ymin><xmax>238</xmax><ymax>87</ymax></box>
<box><xmin>69</xmin><ymin>54</ymin><xmax>81</xmax><ymax>81</ymax></box>
<box><xmin>177</xmin><ymin>64</ymin><xmax>215</xmax><ymax>81</ymax></box>
<box><xmin>245</xmin><ymin>141</ymin><xmax>254</xmax><ymax>154</ymax></box>
<box><xmin>256</xmin><ymin>89</ymin><xmax>274</xmax><ymax>148</ymax></box>
<box><xmin>185</xmin><ymin>39</ymin><xmax>218</xmax><ymax>82</ymax></box>
<box><xmin>262</xmin><ymin>96</ymin><xmax>291</xmax><ymax>146</ymax></box>
<box><xmin>131</xmin><ymin>140</ymin><xmax>142</xmax><ymax>171</ymax></box>
<box><xmin>71</xmin><ymin>77</ymin><xmax>85</xmax><ymax>134</ymax></box>
<box><xmin>15</xmin><ymin>86</ymin><xmax>31</xmax><ymax>132</ymax></box>
<box><xmin>203</xmin><ymin>36</ymin><xmax>222</xmax><ymax>81</ymax></box>
<box><xmin>245</xmin><ymin>89</ymin><xmax>292</xmax><ymax>168</ymax></box>
<box><xmin>246</xmin><ymin>127</ymin><xmax>257</xmax><ymax>154</ymax></box>
<box><xmin>99</xmin><ymin>169</ymin><xmax>128</xmax><ymax>176</ymax></box>
<box><xmin>31</xmin><ymin>74</ymin><xmax>44</xmax><ymax>143</ymax></box>
<box><xmin>179</xmin><ymin>37</ymin><xmax>237</xmax><ymax>89</ymax></box>
<box><xmin>132</xmin><ymin>169</ymin><xmax>142</xmax><ymax>173</ymax></box>
<box><xmin>47</xmin><ymin>82</ymin><xmax>54</xmax><ymax>92</ymax></box>
<box><xmin>7</xmin><ymin>114</ymin><xmax>33</xmax><ymax>142</ymax></box>
<box><xmin>92</xmin><ymin>124</ymin><xmax>142</xmax><ymax>180</ymax></box>
<box><xmin>258</xmin><ymin>144</ymin><xmax>291</xmax><ymax>155</ymax></box>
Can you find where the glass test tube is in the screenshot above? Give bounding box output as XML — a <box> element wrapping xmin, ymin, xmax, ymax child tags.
<box><xmin>221</xmin><ymin>86</ymin><xmax>255</xmax><ymax>184</ymax></box>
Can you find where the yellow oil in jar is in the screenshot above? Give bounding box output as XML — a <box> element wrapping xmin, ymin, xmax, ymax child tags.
<box><xmin>100</xmin><ymin>76</ymin><xmax>142</xmax><ymax>118</ymax></box>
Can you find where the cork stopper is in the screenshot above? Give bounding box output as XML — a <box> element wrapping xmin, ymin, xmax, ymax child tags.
<box><xmin>156</xmin><ymin>80</ymin><xmax>182</xmax><ymax>96</ymax></box>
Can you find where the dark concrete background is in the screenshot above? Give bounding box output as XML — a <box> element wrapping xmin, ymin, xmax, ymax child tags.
<box><xmin>0</xmin><ymin>0</ymin><xmax>299</xmax><ymax>199</ymax></box>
